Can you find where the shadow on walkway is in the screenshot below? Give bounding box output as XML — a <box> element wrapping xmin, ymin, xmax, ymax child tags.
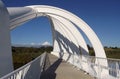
<box><xmin>40</xmin><ymin>58</ymin><xmax>62</xmax><ymax>79</ymax></box>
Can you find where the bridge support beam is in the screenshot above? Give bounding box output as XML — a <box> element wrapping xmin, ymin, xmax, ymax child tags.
<box><xmin>0</xmin><ymin>1</ymin><xmax>13</xmax><ymax>77</ymax></box>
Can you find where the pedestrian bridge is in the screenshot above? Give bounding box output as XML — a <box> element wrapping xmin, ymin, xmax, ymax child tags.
<box><xmin>0</xmin><ymin>0</ymin><xmax>120</xmax><ymax>79</ymax></box>
<box><xmin>1</xmin><ymin>53</ymin><xmax>120</xmax><ymax>79</ymax></box>
<box><xmin>1</xmin><ymin>53</ymin><xmax>95</xmax><ymax>79</ymax></box>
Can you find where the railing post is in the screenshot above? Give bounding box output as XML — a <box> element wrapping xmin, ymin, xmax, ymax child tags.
<box><xmin>73</xmin><ymin>53</ymin><xmax>75</xmax><ymax>66</ymax></box>
<box><xmin>87</xmin><ymin>56</ymin><xmax>90</xmax><ymax>74</ymax></box>
<box><xmin>97</xmin><ymin>58</ymin><xmax>101</xmax><ymax>79</ymax></box>
<box><xmin>116</xmin><ymin>62</ymin><xmax>119</xmax><ymax>79</ymax></box>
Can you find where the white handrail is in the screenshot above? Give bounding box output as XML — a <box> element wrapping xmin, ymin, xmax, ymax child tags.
<box><xmin>69</xmin><ymin>54</ymin><xmax>120</xmax><ymax>79</ymax></box>
<box><xmin>0</xmin><ymin>53</ymin><xmax>47</xmax><ymax>79</ymax></box>
<box><xmin>1</xmin><ymin>52</ymin><xmax>120</xmax><ymax>79</ymax></box>
<box><xmin>52</xmin><ymin>52</ymin><xmax>120</xmax><ymax>79</ymax></box>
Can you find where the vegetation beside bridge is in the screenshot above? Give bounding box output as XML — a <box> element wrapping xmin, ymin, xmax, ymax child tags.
<box><xmin>12</xmin><ymin>46</ymin><xmax>120</xmax><ymax>69</ymax></box>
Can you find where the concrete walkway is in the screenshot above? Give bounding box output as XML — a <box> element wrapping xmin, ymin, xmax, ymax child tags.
<box><xmin>40</xmin><ymin>54</ymin><xmax>94</xmax><ymax>79</ymax></box>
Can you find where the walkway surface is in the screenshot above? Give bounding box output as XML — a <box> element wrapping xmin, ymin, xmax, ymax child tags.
<box><xmin>40</xmin><ymin>54</ymin><xmax>94</xmax><ymax>79</ymax></box>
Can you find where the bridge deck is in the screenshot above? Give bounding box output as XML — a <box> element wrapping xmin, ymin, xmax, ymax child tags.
<box><xmin>40</xmin><ymin>54</ymin><xmax>94</xmax><ymax>79</ymax></box>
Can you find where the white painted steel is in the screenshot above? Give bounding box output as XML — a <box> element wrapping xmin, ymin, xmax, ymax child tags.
<box><xmin>48</xmin><ymin>15</ymin><xmax>89</xmax><ymax>72</ymax></box>
<box><xmin>51</xmin><ymin>51</ymin><xmax>120</xmax><ymax>79</ymax></box>
<box><xmin>48</xmin><ymin>14</ymin><xmax>89</xmax><ymax>55</ymax></box>
<box><xmin>28</xmin><ymin>5</ymin><xmax>108</xmax><ymax>77</ymax></box>
<box><xmin>0</xmin><ymin>53</ymin><xmax>47</xmax><ymax>79</ymax></box>
<box><xmin>0</xmin><ymin>1</ymin><xmax>13</xmax><ymax>77</ymax></box>
<box><xmin>0</xmin><ymin>1</ymin><xmax>109</xmax><ymax>78</ymax></box>
<box><xmin>7</xmin><ymin>5</ymin><xmax>106</xmax><ymax>60</ymax></box>
<box><xmin>1</xmin><ymin>53</ymin><xmax>120</xmax><ymax>79</ymax></box>
<box><xmin>29</xmin><ymin>5</ymin><xmax>106</xmax><ymax>58</ymax></box>
<box><xmin>8</xmin><ymin>7</ymin><xmax>36</xmax><ymax>29</ymax></box>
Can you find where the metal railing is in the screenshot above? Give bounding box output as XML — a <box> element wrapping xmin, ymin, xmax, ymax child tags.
<box><xmin>0</xmin><ymin>53</ymin><xmax>47</xmax><ymax>79</ymax></box>
<box><xmin>1</xmin><ymin>52</ymin><xmax>120</xmax><ymax>79</ymax></box>
<box><xmin>61</xmin><ymin>53</ymin><xmax>120</xmax><ymax>79</ymax></box>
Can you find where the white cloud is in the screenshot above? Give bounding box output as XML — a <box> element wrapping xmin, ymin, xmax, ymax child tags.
<box><xmin>42</xmin><ymin>41</ymin><xmax>51</xmax><ymax>46</ymax></box>
<box><xmin>30</xmin><ymin>43</ymin><xmax>35</xmax><ymax>45</ymax></box>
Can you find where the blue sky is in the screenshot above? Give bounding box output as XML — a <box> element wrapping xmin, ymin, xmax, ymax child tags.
<box><xmin>3</xmin><ymin>0</ymin><xmax>120</xmax><ymax>47</ymax></box>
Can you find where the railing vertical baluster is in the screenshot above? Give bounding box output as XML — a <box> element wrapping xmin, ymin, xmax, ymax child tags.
<box><xmin>116</xmin><ymin>62</ymin><xmax>119</xmax><ymax>79</ymax></box>
<box><xmin>97</xmin><ymin>58</ymin><xmax>99</xmax><ymax>79</ymax></box>
<box><xmin>97</xmin><ymin>58</ymin><xmax>101</xmax><ymax>79</ymax></box>
<box><xmin>87</xmin><ymin>56</ymin><xmax>90</xmax><ymax>75</ymax></box>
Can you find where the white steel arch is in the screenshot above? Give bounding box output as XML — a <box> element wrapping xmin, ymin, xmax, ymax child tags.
<box><xmin>0</xmin><ymin>1</ymin><xmax>13</xmax><ymax>77</ymax></box>
<box><xmin>0</xmin><ymin>2</ymin><xmax>108</xmax><ymax>77</ymax></box>
<box><xmin>27</xmin><ymin>6</ymin><xmax>108</xmax><ymax>76</ymax></box>
<box><xmin>49</xmin><ymin>16</ymin><xmax>89</xmax><ymax>72</ymax></box>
